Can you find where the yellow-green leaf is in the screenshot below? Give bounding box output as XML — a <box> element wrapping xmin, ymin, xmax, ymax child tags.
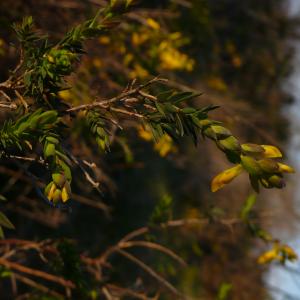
<box><xmin>0</xmin><ymin>212</ymin><xmax>14</xmax><ymax>229</ymax></box>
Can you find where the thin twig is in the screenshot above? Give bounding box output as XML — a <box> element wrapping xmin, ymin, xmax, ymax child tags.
<box><xmin>117</xmin><ymin>249</ymin><xmax>185</xmax><ymax>299</ymax></box>
<box><xmin>119</xmin><ymin>240</ymin><xmax>187</xmax><ymax>266</ymax></box>
<box><xmin>105</xmin><ymin>283</ymin><xmax>155</xmax><ymax>300</ymax></box>
<box><xmin>0</xmin><ymin>257</ymin><xmax>75</xmax><ymax>288</ymax></box>
<box><xmin>15</xmin><ymin>90</ymin><xmax>28</xmax><ymax>112</ymax></box>
<box><xmin>0</xmin><ymin>90</ymin><xmax>13</xmax><ymax>102</ymax></box>
<box><xmin>13</xmin><ymin>273</ymin><xmax>64</xmax><ymax>299</ymax></box>
<box><xmin>0</xmin><ymin>102</ymin><xmax>17</xmax><ymax>110</ymax></box>
<box><xmin>66</xmin><ymin>77</ymin><xmax>167</xmax><ymax>113</ymax></box>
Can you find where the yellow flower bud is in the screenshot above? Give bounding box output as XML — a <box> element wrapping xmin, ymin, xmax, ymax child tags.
<box><xmin>47</xmin><ymin>182</ymin><xmax>57</xmax><ymax>201</ymax></box>
<box><xmin>261</xmin><ymin>145</ymin><xmax>282</xmax><ymax>158</ymax></box>
<box><xmin>277</xmin><ymin>163</ymin><xmax>295</xmax><ymax>173</ymax></box>
<box><xmin>53</xmin><ymin>189</ymin><xmax>62</xmax><ymax>203</ymax></box>
<box><xmin>218</xmin><ymin>136</ymin><xmax>241</xmax><ymax>153</ymax></box>
<box><xmin>241</xmin><ymin>143</ymin><xmax>264</xmax><ymax>155</ymax></box>
<box><xmin>257</xmin><ymin>249</ymin><xmax>279</xmax><ymax>264</ymax></box>
<box><xmin>258</xmin><ymin>159</ymin><xmax>279</xmax><ymax>173</ymax></box>
<box><xmin>268</xmin><ymin>175</ymin><xmax>285</xmax><ymax>188</ymax></box>
<box><xmin>61</xmin><ymin>186</ymin><xmax>70</xmax><ymax>203</ymax></box>
<box><xmin>52</xmin><ymin>173</ymin><xmax>66</xmax><ymax>188</ymax></box>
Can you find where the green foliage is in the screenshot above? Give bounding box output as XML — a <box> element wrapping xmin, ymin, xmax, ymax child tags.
<box><xmin>87</xmin><ymin>110</ymin><xmax>111</xmax><ymax>152</ymax></box>
<box><xmin>217</xmin><ymin>283</ymin><xmax>232</xmax><ymax>300</ymax></box>
<box><xmin>150</xmin><ymin>193</ymin><xmax>173</xmax><ymax>225</ymax></box>
<box><xmin>0</xmin><ymin>1</ymin><xmax>297</xmax><ymax>299</ymax></box>
<box><xmin>0</xmin><ymin>109</ymin><xmax>58</xmax><ymax>151</ymax></box>
<box><xmin>240</xmin><ymin>193</ymin><xmax>257</xmax><ymax>221</ymax></box>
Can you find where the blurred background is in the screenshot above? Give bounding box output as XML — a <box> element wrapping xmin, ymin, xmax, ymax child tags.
<box><xmin>0</xmin><ymin>0</ymin><xmax>300</xmax><ymax>299</ymax></box>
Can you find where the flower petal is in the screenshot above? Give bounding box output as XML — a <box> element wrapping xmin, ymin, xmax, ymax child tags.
<box><xmin>278</xmin><ymin>163</ymin><xmax>295</xmax><ymax>173</ymax></box>
<box><xmin>261</xmin><ymin>145</ymin><xmax>282</xmax><ymax>158</ymax></box>
<box><xmin>211</xmin><ymin>164</ymin><xmax>243</xmax><ymax>192</ymax></box>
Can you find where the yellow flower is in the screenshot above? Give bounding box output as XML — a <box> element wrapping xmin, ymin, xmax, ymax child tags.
<box><xmin>138</xmin><ymin>126</ymin><xmax>176</xmax><ymax>157</ymax></box>
<box><xmin>169</xmin><ymin>32</ymin><xmax>182</xmax><ymax>40</ymax></box>
<box><xmin>138</xmin><ymin>126</ymin><xmax>153</xmax><ymax>141</ymax></box>
<box><xmin>258</xmin><ymin>243</ymin><xmax>297</xmax><ymax>264</ymax></box>
<box><xmin>159</xmin><ymin>45</ymin><xmax>194</xmax><ymax>71</ymax></box>
<box><xmin>206</xmin><ymin>77</ymin><xmax>227</xmax><ymax>92</ymax></box>
<box><xmin>98</xmin><ymin>36</ymin><xmax>110</xmax><ymax>45</ymax></box>
<box><xmin>131</xmin><ymin>32</ymin><xmax>149</xmax><ymax>46</ymax></box>
<box><xmin>232</xmin><ymin>55</ymin><xmax>242</xmax><ymax>68</ymax></box>
<box><xmin>277</xmin><ymin>163</ymin><xmax>295</xmax><ymax>173</ymax></box>
<box><xmin>58</xmin><ymin>89</ymin><xmax>72</xmax><ymax>101</ymax></box>
<box><xmin>258</xmin><ymin>249</ymin><xmax>279</xmax><ymax>264</ymax></box>
<box><xmin>124</xmin><ymin>53</ymin><xmax>134</xmax><ymax>66</ymax></box>
<box><xmin>154</xmin><ymin>134</ymin><xmax>176</xmax><ymax>157</ymax></box>
<box><xmin>281</xmin><ymin>245</ymin><xmax>298</xmax><ymax>261</ymax></box>
<box><xmin>261</xmin><ymin>145</ymin><xmax>282</xmax><ymax>158</ymax></box>
<box><xmin>146</xmin><ymin>18</ymin><xmax>160</xmax><ymax>30</ymax></box>
<box><xmin>129</xmin><ymin>64</ymin><xmax>149</xmax><ymax>79</ymax></box>
<box><xmin>93</xmin><ymin>58</ymin><xmax>102</xmax><ymax>68</ymax></box>
<box><xmin>211</xmin><ymin>164</ymin><xmax>243</xmax><ymax>192</ymax></box>
<box><xmin>47</xmin><ymin>55</ymin><xmax>55</xmax><ymax>63</ymax></box>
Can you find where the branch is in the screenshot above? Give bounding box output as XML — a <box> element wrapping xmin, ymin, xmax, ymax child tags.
<box><xmin>0</xmin><ymin>102</ymin><xmax>17</xmax><ymax>110</ymax></box>
<box><xmin>66</xmin><ymin>77</ymin><xmax>167</xmax><ymax>113</ymax></box>
<box><xmin>117</xmin><ymin>249</ymin><xmax>186</xmax><ymax>299</ymax></box>
<box><xmin>0</xmin><ymin>257</ymin><xmax>75</xmax><ymax>288</ymax></box>
<box><xmin>119</xmin><ymin>240</ymin><xmax>187</xmax><ymax>266</ymax></box>
<box><xmin>13</xmin><ymin>273</ymin><xmax>64</xmax><ymax>299</ymax></box>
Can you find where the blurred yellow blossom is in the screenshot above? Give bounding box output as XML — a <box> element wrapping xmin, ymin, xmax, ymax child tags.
<box><xmin>232</xmin><ymin>55</ymin><xmax>242</xmax><ymax>68</ymax></box>
<box><xmin>98</xmin><ymin>36</ymin><xmax>110</xmax><ymax>45</ymax></box>
<box><xmin>138</xmin><ymin>126</ymin><xmax>176</xmax><ymax>157</ymax></box>
<box><xmin>129</xmin><ymin>64</ymin><xmax>149</xmax><ymax>79</ymax></box>
<box><xmin>257</xmin><ymin>248</ymin><xmax>279</xmax><ymax>264</ymax></box>
<box><xmin>132</xmin><ymin>32</ymin><xmax>149</xmax><ymax>46</ymax></box>
<box><xmin>206</xmin><ymin>77</ymin><xmax>227</xmax><ymax>92</ymax></box>
<box><xmin>0</xmin><ymin>38</ymin><xmax>5</xmax><ymax>56</ymax></box>
<box><xmin>93</xmin><ymin>58</ymin><xmax>102</xmax><ymax>68</ymax></box>
<box><xmin>146</xmin><ymin>18</ymin><xmax>160</xmax><ymax>30</ymax></box>
<box><xmin>138</xmin><ymin>126</ymin><xmax>153</xmax><ymax>141</ymax></box>
<box><xmin>154</xmin><ymin>134</ymin><xmax>176</xmax><ymax>157</ymax></box>
<box><xmin>58</xmin><ymin>89</ymin><xmax>72</xmax><ymax>101</ymax></box>
<box><xmin>258</xmin><ymin>242</ymin><xmax>297</xmax><ymax>264</ymax></box>
<box><xmin>159</xmin><ymin>41</ymin><xmax>194</xmax><ymax>71</ymax></box>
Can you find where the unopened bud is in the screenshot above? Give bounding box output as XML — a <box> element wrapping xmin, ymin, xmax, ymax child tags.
<box><xmin>218</xmin><ymin>136</ymin><xmax>241</xmax><ymax>153</ymax></box>
<box><xmin>241</xmin><ymin>155</ymin><xmax>262</xmax><ymax>176</ymax></box>
<box><xmin>258</xmin><ymin>159</ymin><xmax>279</xmax><ymax>173</ymax></box>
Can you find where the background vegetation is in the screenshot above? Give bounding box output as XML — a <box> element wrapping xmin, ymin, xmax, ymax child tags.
<box><xmin>0</xmin><ymin>0</ymin><xmax>298</xmax><ymax>299</ymax></box>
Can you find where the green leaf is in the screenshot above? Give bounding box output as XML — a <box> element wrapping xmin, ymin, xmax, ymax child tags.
<box><xmin>175</xmin><ymin>114</ymin><xmax>184</xmax><ymax>136</ymax></box>
<box><xmin>217</xmin><ymin>283</ymin><xmax>232</xmax><ymax>300</ymax></box>
<box><xmin>0</xmin><ymin>212</ymin><xmax>15</xmax><ymax>229</ymax></box>
<box><xmin>0</xmin><ymin>195</ymin><xmax>6</xmax><ymax>201</ymax></box>
<box><xmin>155</xmin><ymin>102</ymin><xmax>166</xmax><ymax>117</ymax></box>
<box><xmin>240</xmin><ymin>193</ymin><xmax>257</xmax><ymax>220</ymax></box>
<box><xmin>44</xmin><ymin>143</ymin><xmax>56</xmax><ymax>158</ymax></box>
<box><xmin>168</xmin><ymin>91</ymin><xmax>201</xmax><ymax>104</ymax></box>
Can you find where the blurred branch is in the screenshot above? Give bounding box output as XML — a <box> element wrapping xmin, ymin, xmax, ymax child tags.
<box><xmin>0</xmin><ymin>257</ymin><xmax>75</xmax><ymax>288</ymax></box>
<box><xmin>14</xmin><ymin>273</ymin><xmax>64</xmax><ymax>299</ymax></box>
<box><xmin>117</xmin><ymin>249</ymin><xmax>185</xmax><ymax>299</ymax></box>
